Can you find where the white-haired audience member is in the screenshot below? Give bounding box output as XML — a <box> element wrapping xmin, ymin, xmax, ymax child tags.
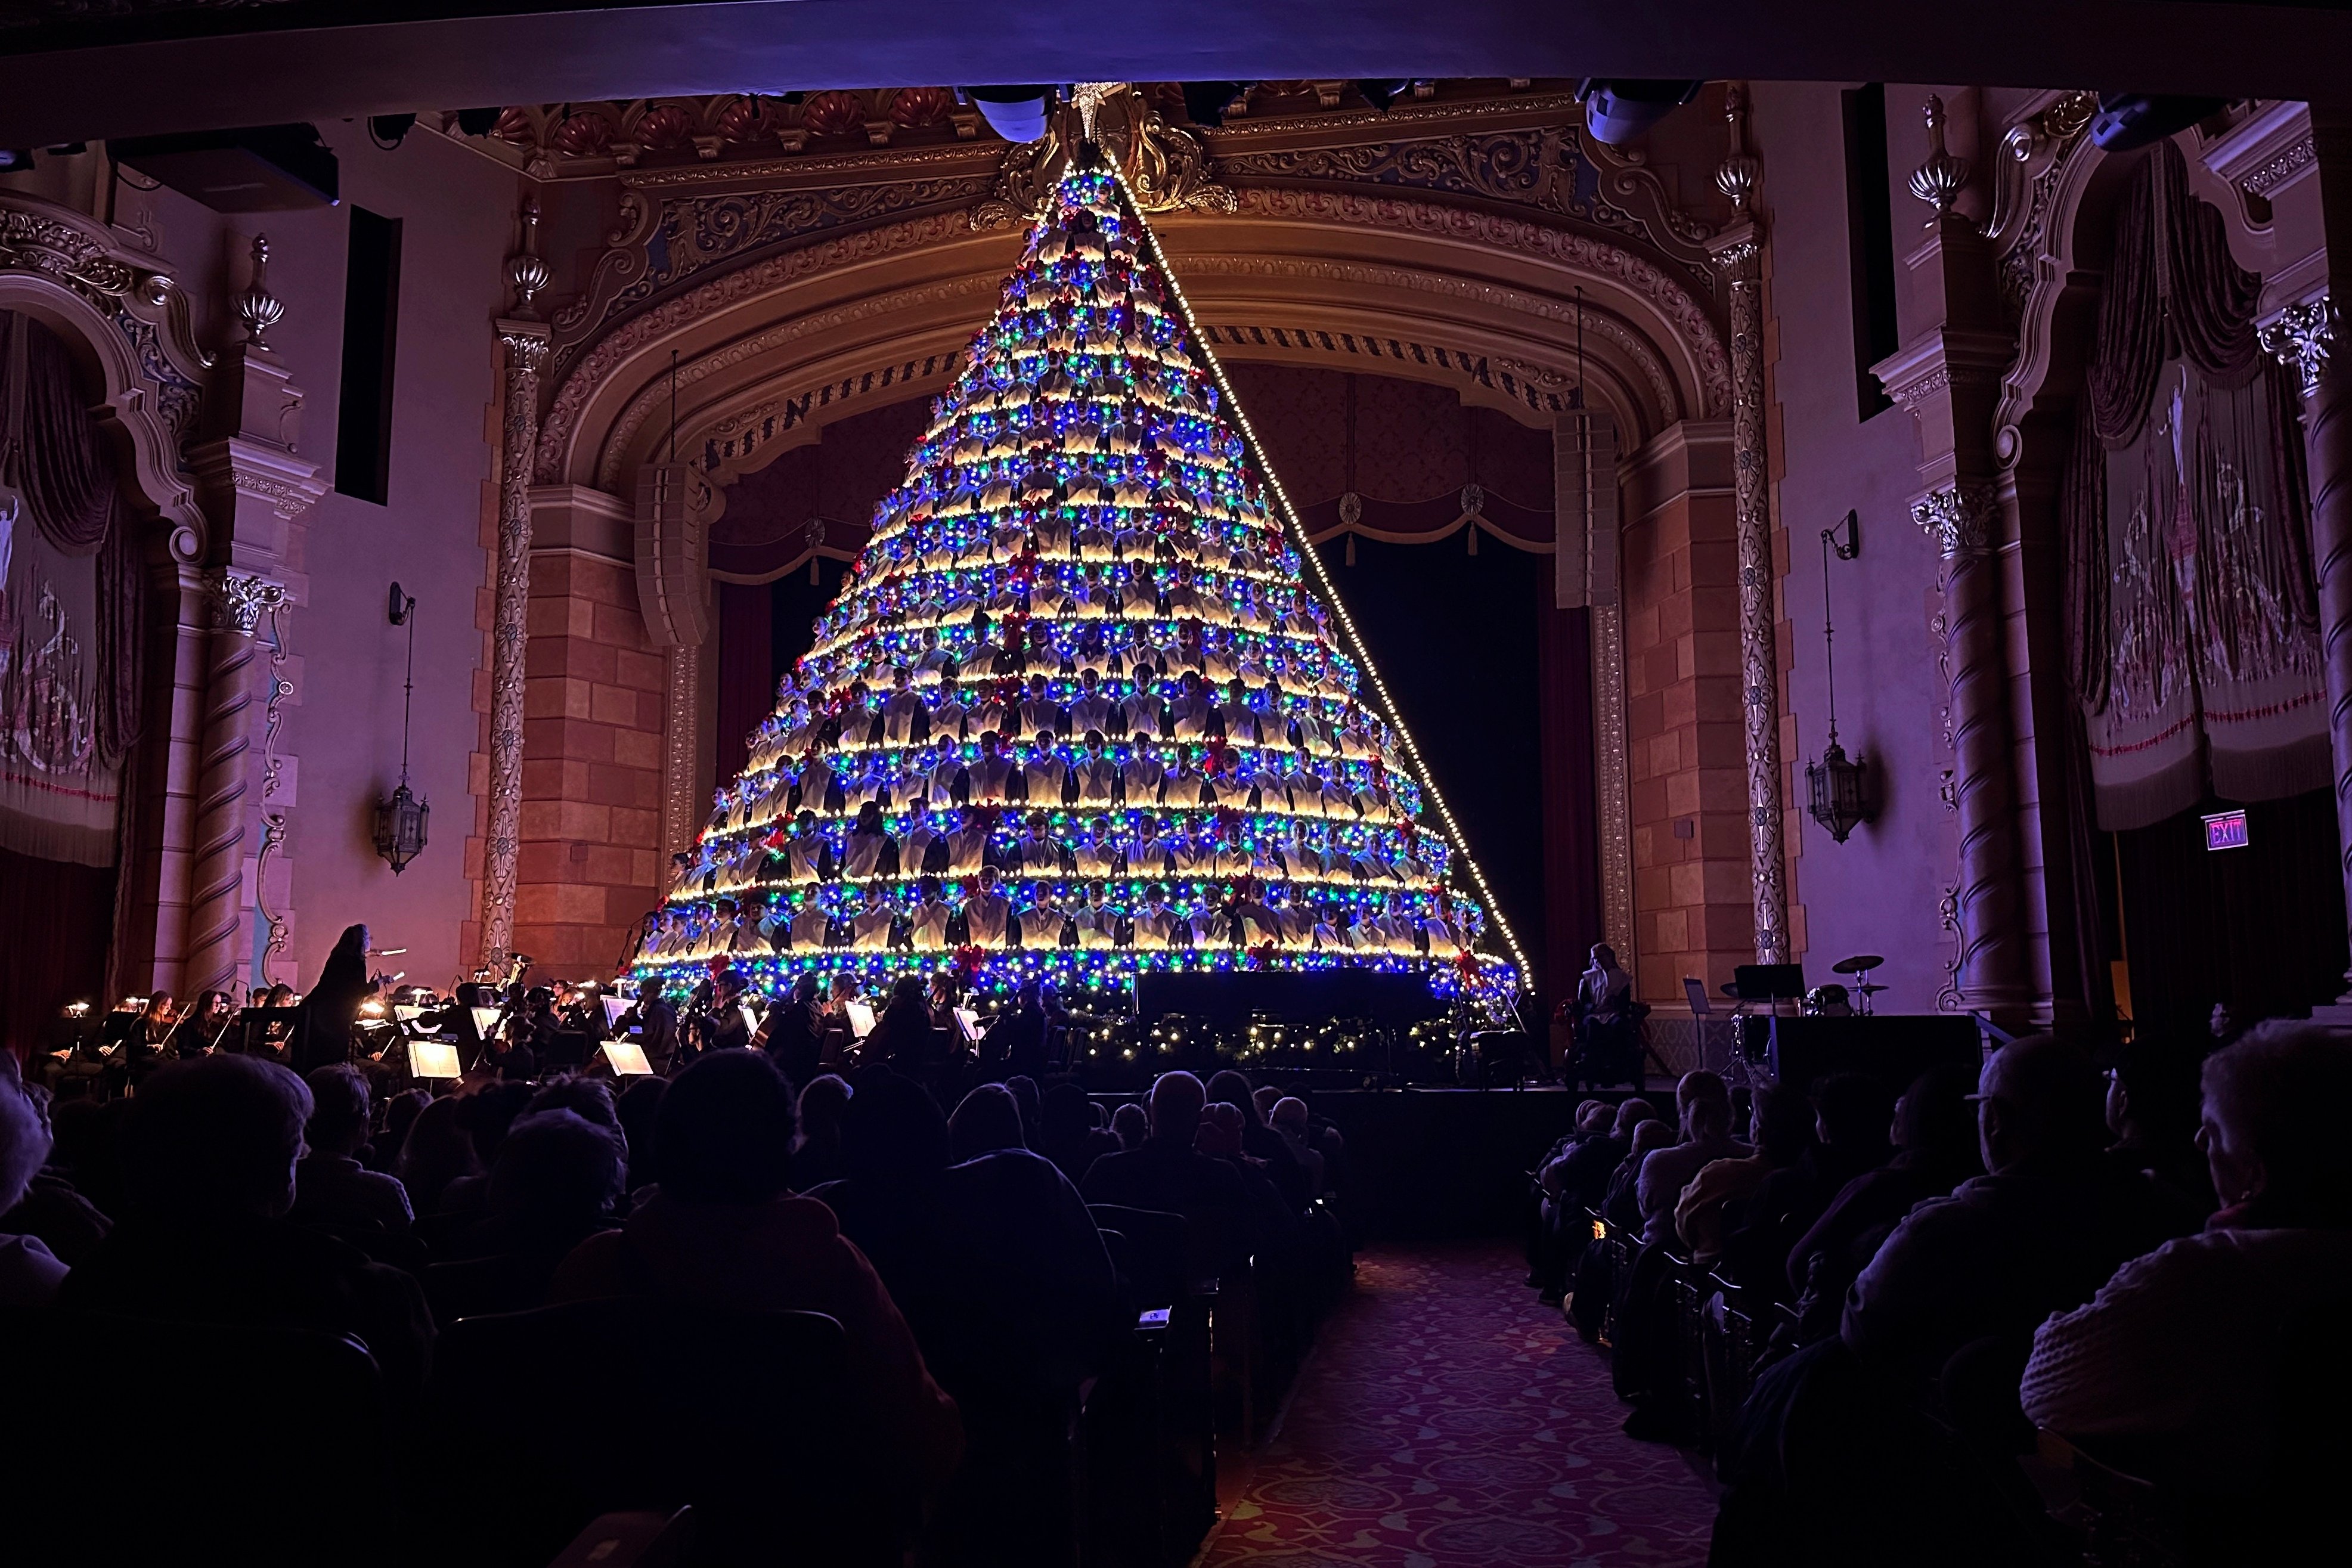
<box><xmin>2023</xmin><ymin>1022</ymin><xmax>2352</xmax><ymax>1493</ymax></box>
<box><xmin>0</xmin><ymin>1051</ymin><xmax>69</xmax><ymax>1305</ymax></box>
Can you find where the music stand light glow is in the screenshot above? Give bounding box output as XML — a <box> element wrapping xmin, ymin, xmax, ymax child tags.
<box><xmin>408</xmin><ymin>1041</ymin><xmax>462</xmax><ymax>1080</ymax></box>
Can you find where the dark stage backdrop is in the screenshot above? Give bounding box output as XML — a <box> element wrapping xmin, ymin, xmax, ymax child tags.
<box><xmin>2114</xmin><ymin>787</ymin><xmax>2348</xmax><ymax>1040</ymax></box>
<box><xmin>1311</xmin><ymin>534</ymin><xmax>1563</xmax><ymax>1008</ymax></box>
<box><xmin>1</xmin><ymin>844</ymin><xmax>113</xmax><ymax>1053</ymax></box>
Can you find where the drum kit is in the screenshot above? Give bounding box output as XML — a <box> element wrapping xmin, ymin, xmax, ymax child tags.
<box><xmin>1830</xmin><ymin>954</ymin><xmax>1887</xmax><ymax>1015</ymax></box>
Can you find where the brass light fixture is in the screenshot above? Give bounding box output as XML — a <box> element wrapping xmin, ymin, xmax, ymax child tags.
<box><xmin>374</xmin><ymin>582</ymin><xmax>430</xmax><ymax>873</ymax></box>
<box><xmin>1806</xmin><ymin>511</ymin><xmax>1874</xmax><ymax>843</ymax></box>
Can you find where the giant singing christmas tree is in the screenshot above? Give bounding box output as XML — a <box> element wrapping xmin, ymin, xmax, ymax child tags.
<box><xmin>630</xmin><ymin>147</ymin><xmax>1523</xmax><ymax>1018</ymax></box>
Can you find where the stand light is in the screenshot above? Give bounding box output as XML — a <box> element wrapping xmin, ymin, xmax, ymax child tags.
<box><xmin>1806</xmin><ymin>511</ymin><xmax>1874</xmax><ymax>843</ymax></box>
<box><xmin>374</xmin><ymin>582</ymin><xmax>430</xmax><ymax>873</ymax></box>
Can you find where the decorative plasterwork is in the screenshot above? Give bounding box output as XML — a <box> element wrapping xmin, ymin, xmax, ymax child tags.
<box><xmin>2200</xmin><ymin>99</ymin><xmax>2318</xmax><ymax>214</ymax></box>
<box><xmin>1223</xmin><ymin>187</ymin><xmax>1728</xmax><ymax>416</ymax></box>
<box><xmin>538</xmin><ymin>207</ymin><xmax>986</xmax><ymax>482</ymax></box>
<box><xmin>973</xmin><ymin>82</ymin><xmax>1232</xmax><ymax>227</ymax></box>
<box><xmin>594</xmin><ymin>275</ymin><xmax>992</xmax><ymax>488</ymax></box>
<box><xmin>1988</xmin><ymin>89</ymin><xmax>2100</xmax><ymax>325</ymax></box>
<box><xmin>436</xmin><ymin>90</ymin><xmax>981</xmax><ymax>182</ymax></box>
<box><xmin>1175</xmin><ymin>253</ymin><xmax>1681</xmax><ymax>426</ymax></box>
<box><xmin>549</xmin><ymin>168</ymin><xmax>999</xmax><ymax>370</ymax></box>
<box><xmin>2260</xmin><ymin>295</ymin><xmax>2336</xmax><ymax>398</ymax></box>
<box><xmin>1210</xmin><ymin>124</ymin><xmax>1718</xmax><ymax>292</ymax></box>
<box><xmin>1911</xmin><ymin>481</ymin><xmax>2000</xmax><ymax>559</ymax></box>
<box><xmin>542</xmin><ymin>186</ymin><xmax>1728</xmax><ymax>489</ymax></box>
<box><xmin>204</xmin><ymin>566</ymin><xmax>288</xmax><ymax>635</ymax></box>
<box><xmin>689</xmin><ymin>349</ymin><xmax>967</xmax><ymax>500</ymax></box>
<box><xmin>0</xmin><ymin>191</ymin><xmax>212</xmax><ymax>550</ymax></box>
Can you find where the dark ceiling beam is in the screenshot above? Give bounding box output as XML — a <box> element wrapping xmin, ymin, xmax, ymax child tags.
<box><xmin>1</xmin><ymin>0</ymin><xmax>2347</xmax><ymax>148</ymax></box>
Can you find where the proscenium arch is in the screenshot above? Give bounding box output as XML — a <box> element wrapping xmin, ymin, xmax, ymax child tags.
<box><xmin>0</xmin><ymin>272</ymin><xmax>209</xmax><ymax>563</ymax></box>
<box><xmin>538</xmin><ymin>187</ymin><xmax>1730</xmax><ymax>513</ymax></box>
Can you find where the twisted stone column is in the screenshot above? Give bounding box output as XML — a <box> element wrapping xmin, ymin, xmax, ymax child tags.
<box><xmin>2262</xmin><ymin>298</ymin><xmax>2352</xmax><ymax>990</ymax></box>
<box><xmin>1914</xmin><ymin>483</ymin><xmax>2032</xmax><ymax>1013</ymax></box>
<box><xmin>1710</xmin><ymin>86</ymin><xmax>1789</xmax><ymax>965</ymax></box>
<box><xmin>482</xmin><ymin>321</ymin><xmax>548</xmax><ymax>969</ymax></box>
<box><xmin>184</xmin><ymin>570</ymin><xmax>286</xmax><ymax>997</ymax></box>
<box><xmin>1721</xmin><ymin>239</ymin><xmax>1789</xmax><ymax>964</ymax></box>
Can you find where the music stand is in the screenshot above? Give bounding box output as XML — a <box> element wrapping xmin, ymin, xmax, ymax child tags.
<box><xmin>601</xmin><ymin>1039</ymin><xmax>655</xmax><ymax>1076</ymax></box>
<box><xmin>953</xmin><ymin>1007</ymin><xmax>983</xmax><ymax>1046</ymax></box>
<box><xmin>844</xmin><ymin>1000</ymin><xmax>876</xmax><ymax>1039</ymax></box>
<box><xmin>1683</xmin><ymin>977</ymin><xmax>1713</xmax><ymax>1017</ymax></box>
<box><xmin>600</xmin><ymin>995</ymin><xmax>630</xmax><ymax>1031</ymax></box>
<box><xmin>408</xmin><ymin>1040</ymin><xmax>463</xmax><ymax>1081</ymax></box>
<box><xmin>1733</xmin><ymin>964</ymin><xmax>1806</xmax><ymax>1005</ymax></box>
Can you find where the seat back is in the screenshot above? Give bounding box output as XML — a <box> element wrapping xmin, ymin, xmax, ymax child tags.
<box><xmin>421</xmin><ymin>1251</ymin><xmax>560</xmax><ymax>1329</ymax></box>
<box><xmin>1088</xmin><ymin>1203</ymin><xmax>1192</xmax><ymax>1305</ymax></box>
<box><xmin>1</xmin><ymin>1306</ymin><xmax>389</xmax><ymax>1567</ymax></box>
<box><xmin>429</xmin><ymin>1299</ymin><xmax>879</xmax><ymax>1567</ymax></box>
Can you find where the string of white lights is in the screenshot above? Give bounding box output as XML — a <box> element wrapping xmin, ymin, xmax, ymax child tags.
<box><xmin>1109</xmin><ymin>163</ymin><xmax>1535</xmax><ymax>982</ymax></box>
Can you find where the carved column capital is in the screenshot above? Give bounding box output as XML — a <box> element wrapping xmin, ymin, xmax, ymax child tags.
<box><xmin>204</xmin><ymin>568</ymin><xmax>287</xmax><ymax>634</ymax></box>
<box><xmin>497</xmin><ymin>319</ymin><xmax>551</xmax><ymax>371</ymax></box>
<box><xmin>1911</xmin><ymin>481</ymin><xmax>2000</xmax><ymax>560</ymax></box>
<box><xmin>2261</xmin><ymin>294</ymin><xmax>2336</xmax><ymax>398</ymax></box>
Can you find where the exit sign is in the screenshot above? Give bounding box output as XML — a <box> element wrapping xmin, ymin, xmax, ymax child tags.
<box><xmin>2204</xmin><ymin>808</ymin><xmax>2249</xmax><ymax>851</ymax></box>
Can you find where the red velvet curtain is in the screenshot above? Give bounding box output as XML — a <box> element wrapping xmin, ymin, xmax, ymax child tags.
<box><xmin>714</xmin><ymin>580</ymin><xmax>774</xmax><ymax>786</ymax></box>
<box><xmin>0</xmin><ymin>841</ymin><xmax>113</xmax><ymax>1053</ymax></box>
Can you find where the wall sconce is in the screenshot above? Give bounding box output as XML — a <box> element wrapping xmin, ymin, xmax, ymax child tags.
<box><xmin>374</xmin><ymin>582</ymin><xmax>430</xmax><ymax>873</ymax></box>
<box><xmin>1806</xmin><ymin>511</ymin><xmax>1875</xmax><ymax>843</ymax></box>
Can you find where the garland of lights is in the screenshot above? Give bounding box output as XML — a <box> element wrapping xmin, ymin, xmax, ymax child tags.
<box><xmin>627</xmin><ymin>154</ymin><xmax>1521</xmax><ymax>1019</ymax></box>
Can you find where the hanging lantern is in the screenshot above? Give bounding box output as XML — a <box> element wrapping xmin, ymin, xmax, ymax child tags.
<box><xmin>1806</xmin><ymin>742</ymin><xmax>1871</xmax><ymax>844</ymax></box>
<box><xmin>1806</xmin><ymin>510</ymin><xmax>1871</xmax><ymax>845</ymax></box>
<box><xmin>374</xmin><ymin>780</ymin><xmax>430</xmax><ymax>873</ymax></box>
<box><xmin>376</xmin><ymin>581</ymin><xmax>429</xmax><ymax>873</ymax></box>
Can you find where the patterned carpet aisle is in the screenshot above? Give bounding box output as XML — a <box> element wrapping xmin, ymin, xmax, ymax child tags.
<box><xmin>1198</xmin><ymin>1241</ymin><xmax>1716</xmax><ymax>1568</ymax></box>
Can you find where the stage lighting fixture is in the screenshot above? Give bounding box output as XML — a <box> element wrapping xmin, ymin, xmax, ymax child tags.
<box><xmin>455</xmin><ymin>108</ymin><xmax>501</xmax><ymax>137</ymax></box>
<box><xmin>1578</xmin><ymin>80</ymin><xmax>1704</xmax><ymax>145</ymax></box>
<box><xmin>1180</xmin><ymin>81</ymin><xmax>1250</xmax><ymax>128</ymax></box>
<box><xmin>2088</xmin><ymin>94</ymin><xmax>2232</xmax><ymax>151</ymax></box>
<box><xmin>965</xmin><ymin>85</ymin><xmax>1054</xmax><ymax>144</ymax></box>
<box><xmin>0</xmin><ymin>149</ymin><xmax>32</xmax><ymax>172</ymax></box>
<box><xmin>368</xmin><ymin>114</ymin><xmax>416</xmax><ymax>149</ymax></box>
<box><xmin>1356</xmin><ymin>80</ymin><xmax>1412</xmax><ymax>112</ymax></box>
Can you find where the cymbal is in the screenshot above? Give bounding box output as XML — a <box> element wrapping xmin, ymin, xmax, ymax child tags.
<box><xmin>1854</xmin><ymin>983</ymin><xmax>1889</xmax><ymax>994</ymax></box>
<box><xmin>1832</xmin><ymin>955</ymin><xmax>1886</xmax><ymax>975</ymax></box>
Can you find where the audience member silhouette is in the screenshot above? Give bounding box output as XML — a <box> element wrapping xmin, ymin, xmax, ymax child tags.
<box><xmin>393</xmin><ymin>1093</ymin><xmax>480</xmax><ymax>1219</ymax></box>
<box><xmin>549</xmin><ymin>1049</ymin><xmax>962</xmax><ymax>1496</ymax></box>
<box><xmin>60</xmin><ymin>1055</ymin><xmax>434</xmax><ymax>1405</ymax></box>
<box><xmin>1083</xmin><ymin>1071</ymin><xmax>1262</xmax><ymax>1274</ymax></box>
<box><xmin>2023</xmin><ymin>1022</ymin><xmax>2352</xmax><ymax>1500</ymax></box>
<box><xmin>793</xmin><ymin>1073</ymin><xmax>853</xmax><ymax>1190</ymax></box>
<box><xmin>1712</xmin><ymin>1037</ymin><xmax>2189</xmax><ymax>1567</ymax></box>
<box><xmin>1781</xmin><ymin>1063</ymin><xmax>1982</xmax><ymax>1341</ymax></box>
<box><xmin>290</xmin><ymin>1065</ymin><xmax>414</xmax><ymax>1239</ymax></box>
<box><xmin>949</xmin><ymin>1084</ymin><xmax>1028</xmax><ymax>1163</ymax></box>
<box><xmin>1036</xmin><ymin>1080</ymin><xmax>1119</xmax><ymax>1186</ymax></box>
<box><xmin>1636</xmin><ymin>1073</ymin><xmax>1747</xmax><ymax>1245</ymax></box>
<box><xmin>0</xmin><ymin>1051</ymin><xmax>68</xmax><ymax>1305</ymax></box>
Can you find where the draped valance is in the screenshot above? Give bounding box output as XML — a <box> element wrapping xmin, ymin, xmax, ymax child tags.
<box><xmin>2063</xmin><ymin>141</ymin><xmax>2325</xmax><ymax>829</ymax></box>
<box><xmin>0</xmin><ymin>309</ymin><xmax>145</xmax><ymax>866</ymax></box>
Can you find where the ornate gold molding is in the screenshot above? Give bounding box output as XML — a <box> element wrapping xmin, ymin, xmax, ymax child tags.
<box><xmin>971</xmin><ymin>82</ymin><xmax>1232</xmax><ymax>227</ymax></box>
